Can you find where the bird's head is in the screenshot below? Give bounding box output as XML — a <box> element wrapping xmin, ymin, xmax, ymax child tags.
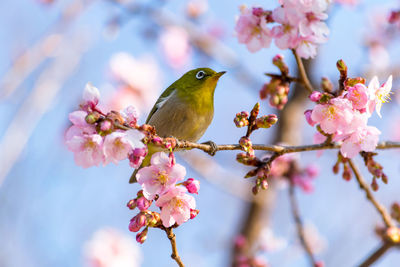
<box><xmin>174</xmin><ymin>68</ymin><xmax>226</xmax><ymax>95</ymax></box>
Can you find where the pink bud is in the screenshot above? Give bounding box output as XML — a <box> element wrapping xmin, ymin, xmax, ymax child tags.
<box><xmin>184</xmin><ymin>178</ymin><xmax>200</xmax><ymax>194</ymax></box>
<box><xmin>136</xmin><ymin>196</ymin><xmax>152</xmax><ymax>211</ymax></box>
<box><xmin>136</xmin><ymin>228</ymin><xmax>148</xmax><ymax>244</ymax></box>
<box><xmin>252</xmin><ymin>7</ymin><xmax>264</xmax><ymax>16</ymax></box>
<box><xmin>305</xmin><ymin>164</ymin><xmax>319</xmax><ymax>178</ymax></box>
<box><xmin>99</xmin><ymin>120</ymin><xmax>112</xmax><ymax>132</ymax></box>
<box><xmin>190</xmin><ymin>209</ymin><xmax>199</xmax><ymax>219</ymax></box>
<box><xmin>129</xmin><ymin>213</ymin><xmax>147</xmax><ymax>232</ymax></box>
<box><xmin>309</xmin><ymin>91</ymin><xmax>322</xmax><ymax>102</ymax></box>
<box><xmin>127</xmin><ymin>199</ymin><xmax>137</xmax><ymax>210</ymax></box>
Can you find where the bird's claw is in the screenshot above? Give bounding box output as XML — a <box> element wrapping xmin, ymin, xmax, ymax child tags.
<box><xmin>202</xmin><ymin>141</ymin><xmax>218</xmax><ymax>156</ymax></box>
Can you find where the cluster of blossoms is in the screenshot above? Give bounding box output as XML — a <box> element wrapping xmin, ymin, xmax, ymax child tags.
<box><xmin>66</xmin><ymin>84</ymin><xmax>200</xmax><ymax>244</ymax></box>
<box><xmin>260</xmin><ymin>54</ymin><xmax>292</xmax><ymax>109</ymax></box>
<box><xmin>65</xmin><ymin>83</ymin><xmax>147</xmax><ymax>168</ymax></box>
<box><xmin>305</xmin><ymin>61</ymin><xmax>393</xmax><ymax>159</ymax></box>
<box><xmin>233</xmin><ymin>235</ymin><xmax>269</xmax><ymax>267</ymax></box>
<box><xmin>269</xmin><ymin>153</ymin><xmax>319</xmax><ymax>193</ymax></box>
<box><xmin>234</xmin><ymin>103</ymin><xmax>279</xmax><ymax>194</ymax></box>
<box><xmin>128</xmin><ymin>152</ymin><xmax>200</xmax><ymax>243</ymax></box>
<box><xmin>235</xmin><ymin>0</ymin><xmax>330</xmax><ymax>58</ymax></box>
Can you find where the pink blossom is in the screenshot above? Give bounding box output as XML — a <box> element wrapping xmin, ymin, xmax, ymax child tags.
<box><xmin>235</xmin><ymin>6</ymin><xmax>272</xmax><ymax>53</ymax></box>
<box><xmin>83</xmin><ymin>228</ymin><xmax>142</xmax><ymax>267</ymax></box>
<box><xmin>311</xmin><ymin>97</ymin><xmax>354</xmax><ymax>134</ymax></box>
<box><xmin>155</xmin><ymin>187</ymin><xmax>196</xmax><ymax>227</ymax></box>
<box><xmin>340</xmin><ymin>126</ymin><xmax>381</xmax><ymax>158</ymax></box>
<box><xmin>128</xmin><ymin>147</ymin><xmax>148</xmax><ymax>169</ymax></box>
<box><xmin>103</xmin><ymin>130</ymin><xmax>145</xmax><ymax>164</ymax></box>
<box><xmin>136</xmin><ymin>152</ymin><xmax>186</xmax><ymax>200</ymax></box>
<box><xmin>367</xmin><ymin>75</ymin><xmax>392</xmax><ymax>117</ymax></box>
<box><xmin>271</xmin><ymin>0</ymin><xmax>329</xmax><ymax>59</ymax></box>
<box><xmin>293</xmin><ymin>174</ymin><xmax>314</xmax><ymax>193</ymax></box>
<box><xmin>108</xmin><ymin>53</ymin><xmax>161</xmax><ymax>113</ymax></box>
<box><xmin>346</xmin><ymin>83</ymin><xmax>368</xmax><ymax>110</ymax></box>
<box><xmin>82</xmin><ymin>83</ymin><xmax>100</xmax><ymax>110</ymax></box>
<box><xmin>304</xmin><ymin>109</ymin><xmax>316</xmax><ymax>126</ymax></box>
<box><xmin>66</xmin><ymin>133</ymin><xmax>104</xmax><ymax>168</ymax></box>
<box><xmin>159</xmin><ymin>26</ymin><xmax>191</xmax><ymax>69</ymax></box>
<box><xmin>183</xmin><ymin>178</ymin><xmax>200</xmax><ymax>194</ymax></box>
<box><xmin>120</xmin><ymin>105</ymin><xmax>139</xmax><ymax>127</ymax></box>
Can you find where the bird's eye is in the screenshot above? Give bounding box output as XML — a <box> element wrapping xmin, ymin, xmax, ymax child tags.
<box><xmin>195</xmin><ymin>70</ymin><xmax>206</xmax><ymax>80</ymax></box>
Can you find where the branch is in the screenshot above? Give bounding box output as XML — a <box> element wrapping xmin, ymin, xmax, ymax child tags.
<box><xmin>164</xmin><ymin>228</ymin><xmax>185</xmax><ymax>267</ymax></box>
<box><xmin>348</xmin><ymin>159</ymin><xmax>395</xmax><ymax>228</ymax></box>
<box><xmin>358</xmin><ymin>242</ymin><xmax>393</xmax><ymax>267</ymax></box>
<box><xmin>289</xmin><ymin>183</ymin><xmax>318</xmax><ymax>266</ymax></box>
<box><xmin>174</xmin><ymin>140</ymin><xmax>400</xmax><ymax>155</ymax></box>
<box><xmin>292</xmin><ymin>49</ymin><xmax>314</xmax><ymax>93</ymax></box>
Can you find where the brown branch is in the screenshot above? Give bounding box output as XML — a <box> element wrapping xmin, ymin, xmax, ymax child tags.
<box><xmin>292</xmin><ymin>49</ymin><xmax>314</xmax><ymax>93</ymax></box>
<box><xmin>358</xmin><ymin>242</ymin><xmax>393</xmax><ymax>267</ymax></box>
<box><xmin>289</xmin><ymin>183</ymin><xmax>318</xmax><ymax>266</ymax></box>
<box><xmin>164</xmin><ymin>227</ymin><xmax>185</xmax><ymax>267</ymax></box>
<box><xmin>348</xmin><ymin>159</ymin><xmax>395</xmax><ymax>228</ymax></box>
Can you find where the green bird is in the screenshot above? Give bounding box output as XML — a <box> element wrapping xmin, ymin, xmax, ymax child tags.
<box><xmin>129</xmin><ymin>67</ymin><xmax>225</xmax><ymax>183</ymax></box>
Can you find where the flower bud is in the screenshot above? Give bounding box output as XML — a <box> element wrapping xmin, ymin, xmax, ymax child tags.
<box><xmin>255</xmin><ymin>114</ymin><xmax>278</xmax><ymax>129</ymax></box>
<box><xmin>136</xmin><ymin>196</ymin><xmax>152</xmax><ymax>211</ymax></box>
<box><xmin>252</xmin><ymin>185</ymin><xmax>259</xmax><ymax>195</ymax></box>
<box><xmin>184</xmin><ymin>178</ymin><xmax>200</xmax><ymax>194</ymax></box>
<box><xmin>98</xmin><ymin>119</ymin><xmax>113</xmax><ymax>134</ymax></box>
<box><xmin>85</xmin><ymin>111</ymin><xmax>101</xmax><ymax>124</ymax></box>
<box><xmin>344</xmin><ymin>78</ymin><xmax>366</xmax><ymax>88</ymax></box>
<box><xmin>151</xmin><ymin>136</ymin><xmax>163</xmax><ymax>145</ymax></box>
<box><xmin>234</xmin><ymin>111</ymin><xmax>250</xmax><ymax>128</ymax></box>
<box><xmin>321</xmin><ymin>77</ymin><xmax>333</xmax><ymax>93</ymax></box>
<box><xmin>128</xmin><ymin>147</ymin><xmax>148</xmax><ymax>169</ymax></box>
<box><xmin>342</xmin><ymin>164</ymin><xmax>352</xmax><ymax>181</ymax></box>
<box><xmin>236</xmin><ymin>152</ymin><xmax>259</xmax><ymax>166</ymax></box>
<box><xmin>252</xmin><ymin>7</ymin><xmax>264</xmax><ymax>16</ymax></box>
<box><xmin>260</xmin><ymin>179</ymin><xmax>268</xmax><ymax>190</ymax></box>
<box><xmin>127</xmin><ymin>199</ymin><xmax>137</xmax><ymax>210</ymax></box>
<box><xmin>371</xmin><ymin>177</ymin><xmax>379</xmax><ymax>191</ymax></box>
<box><xmin>190</xmin><ymin>209</ymin><xmax>199</xmax><ymax>219</ymax></box>
<box><xmin>272</xmin><ymin>54</ymin><xmax>289</xmax><ymax>75</ymax></box>
<box><xmin>391</xmin><ymin>202</ymin><xmax>400</xmax><ymax>222</ymax></box>
<box><xmin>250</xmin><ymin>102</ymin><xmax>260</xmax><ymax>120</ymax></box>
<box><xmin>147</xmin><ymin>212</ymin><xmax>161</xmax><ymax>227</ymax></box>
<box><xmin>136</xmin><ymin>228</ymin><xmax>148</xmax><ymax>244</ymax></box>
<box><xmin>129</xmin><ymin>213</ymin><xmax>147</xmax><ymax>232</ymax></box>
<box><xmin>332</xmin><ymin>162</ymin><xmax>340</xmax><ymax>174</ymax></box>
<box><xmin>336</xmin><ymin>59</ymin><xmax>347</xmax><ymax>74</ymax></box>
<box><xmin>309</xmin><ymin>91</ymin><xmax>322</xmax><ymax>102</ymax></box>
<box><xmin>239</xmin><ymin>136</ymin><xmax>253</xmax><ymax>152</ymax></box>
<box><xmin>382</xmin><ymin>173</ymin><xmax>388</xmax><ymax>184</ymax></box>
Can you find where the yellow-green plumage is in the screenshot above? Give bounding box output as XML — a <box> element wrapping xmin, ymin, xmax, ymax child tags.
<box><xmin>129</xmin><ymin>68</ymin><xmax>225</xmax><ymax>183</ymax></box>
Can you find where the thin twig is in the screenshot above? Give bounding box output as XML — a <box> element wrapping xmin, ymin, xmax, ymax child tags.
<box><xmin>358</xmin><ymin>242</ymin><xmax>393</xmax><ymax>267</ymax></box>
<box><xmin>289</xmin><ymin>183</ymin><xmax>318</xmax><ymax>266</ymax></box>
<box><xmin>164</xmin><ymin>228</ymin><xmax>185</xmax><ymax>267</ymax></box>
<box><xmin>291</xmin><ymin>49</ymin><xmax>314</xmax><ymax>94</ymax></box>
<box><xmin>348</xmin><ymin>159</ymin><xmax>395</xmax><ymax>228</ymax></box>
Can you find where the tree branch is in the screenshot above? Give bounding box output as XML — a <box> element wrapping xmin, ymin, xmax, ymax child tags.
<box><xmin>174</xmin><ymin>140</ymin><xmax>400</xmax><ymax>155</ymax></box>
<box><xmin>292</xmin><ymin>49</ymin><xmax>314</xmax><ymax>93</ymax></box>
<box><xmin>348</xmin><ymin>159</ymin><xmax>395</xmax><ymax>228</ymax></box>
<box><xmin>164</xmin><ymin>227</ymin><xmax>185</xmax><ymax>267</ymax></box>
<box><xmin>289</xmin><ymin>183</ymin><xmax>318</xmax><ymax>266</ymax></box>
<box><xmin>358</xmin><ymin>242</ymin><xmax>393</xmax><ymax>267</ymax></box>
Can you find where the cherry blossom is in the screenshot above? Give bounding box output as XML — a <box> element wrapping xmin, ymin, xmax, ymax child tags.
<box><xmin>367</xmin><ymin>75</ymin><xmax>392</xmax><ymax>117</ymax></box>
<box><xmin>340</xmin><ymin>126</ymin><xmax>381</xmax><ymax>158</ymax></box>
<box><xmin>136</xmin><ymin>152</ymin><xmax>186</xmax><ymax>200</ymax></box>
<box><xmin>183</xmin><ymin>178</ymin><xmax>200</xmax><ymax>194</ymax></box>
<box><xmin>66</xmin><ymin>132</ymin><xmax>104</xmax><ymax>168</ymax></box>
<box><xmin>235</xmin><ymin>6</ymin><xmax>272</xmax><ymax>53</ymax></box>
<box><xmin>311</xmin><ymin>97</ymin><xmax>354</xmax><ymax>134</ymax></box>
<box><xmin>345</xmin><ymin>83</ymin><xmax>368</xmax><ymax>110</ymax></box>
<box><xmin>82</xmin><ymin>83</ymin><xmax>100</xmax><ymax>111</ymax></box>
<box><xmin>155</xmin><ymin>186</ymin><xmax>196</xmax><ymax>227</ymax></box>
<box><xmin>103</xmin><ymin>130</ymin><xmax>145</xmax><ymax>165</ymax></box>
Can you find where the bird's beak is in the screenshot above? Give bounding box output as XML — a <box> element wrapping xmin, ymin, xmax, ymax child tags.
<box><xmin>214</xmin><ymin>71</ymin><xmax>226</xmax><ymax>79</ymax></box>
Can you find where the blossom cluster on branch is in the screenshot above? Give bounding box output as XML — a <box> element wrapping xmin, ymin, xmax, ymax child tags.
<box><xmin>235</xmin><ymin>0</ymin><xmax>330</xmax><ymax>58</ymax></box>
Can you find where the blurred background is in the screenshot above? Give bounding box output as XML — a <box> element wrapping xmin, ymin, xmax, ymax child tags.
<box><xmin>1</xmin><ymin>0</ymin><xmax>400</xmax><ymax>266</ymax></box>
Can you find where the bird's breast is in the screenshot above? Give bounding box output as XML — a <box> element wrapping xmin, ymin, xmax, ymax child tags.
<box><xmin>147</xmin><ymin>97</ymin><xmax>214</xmax><ymax>142</ymax></box>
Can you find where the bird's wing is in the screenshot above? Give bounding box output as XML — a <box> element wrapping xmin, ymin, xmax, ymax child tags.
<box><xmin>145</xmin><ymin>85</ymin><xmax>176</xmax><ymax>124</ymax></box>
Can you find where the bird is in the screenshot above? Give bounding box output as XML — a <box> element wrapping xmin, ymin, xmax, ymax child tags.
<box><xmin>129</xmin><ymin>67</ymin><xmax>225</xmax><ymax>183</ymax></box>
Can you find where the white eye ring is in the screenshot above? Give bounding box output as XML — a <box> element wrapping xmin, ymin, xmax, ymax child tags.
<box><xmin>196</xmin><ymin>70</ymin><xmax>206</xmax><ymax>80</ymax></box>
